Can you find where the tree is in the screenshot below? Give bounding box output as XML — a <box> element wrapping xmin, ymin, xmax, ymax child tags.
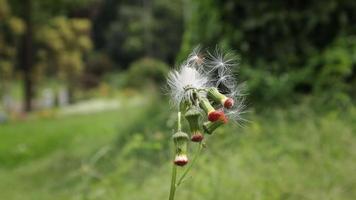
<box><xmin>93</xmin><ymin>0</ymin><xmax>183</xmax><ymax>68</ymax></box>
<box><xmin>180</xmin><ymin>0</ymin><xmax>356</xmax><ymax>104</ymax></box>
<box><xmin>0</xmin><ymin>0</ymin><xmax>24</xmax><ymax>106</ymax></box>
<box><xmin>36</xmin><ymin>17</ymin><xmax>92</xmax><ymax>103</ymax></box>
<box><xmin>8</xmin><ymin>0</ymin><xmax>93</xmax><ymax>111</ymax></box>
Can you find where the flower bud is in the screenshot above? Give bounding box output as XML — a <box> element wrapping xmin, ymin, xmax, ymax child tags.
<box><xmin>185</xmin><ymin>106</ymin><xmax>203</xmax><ymax>142</ymax></box>
<box><xmin>172</xmin><ymin>131</ymin><xmax>189</xmax><ymax>166</ymax></box>
<box><xmin>199</xmin><ymin>98</ymin><xmax>224</xmax><ymax>122</ymax></box>
<box><xmin>174</xmin><ymin>154</ymin><xmax>188</xmax><ymax>166</ymax></box>
<box><xmin>223</xmin><ymin>98</ymin><xmax>234</xmax><ymax>109</ymax></box>
<box><xmin>207</xmin><ymin>87</ymin><xmax>234</xmax><ymax>109</ymax></box>
<box><xmin>207</xmin><ymin>110</ymin><xmax>227</xmax><ymax>122</ymax></box>
<box><xmin>203</xmin><ymin>117</ymin><xmax>227</xmax><ymax>135</ymax></box>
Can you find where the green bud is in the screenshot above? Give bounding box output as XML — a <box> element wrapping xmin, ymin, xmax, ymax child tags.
<box><xmin>203</xmin><ymin>120</ymin><xmax>225</xmax><ymax>135</ymax></box>
<box><xmin>172</xmin><ymin>131</ymin><xmax>189</xmax><ymax>166</ymax></box>
<box><xmin>207</xmin><ymin>87</ymin><xmax>234</xmax><ymax>109</ymax></box>
<box><xmin>208</xmin><ymin>87</ymin><xmax>226</xmax><ymax>103</ymax></box>
<box><xmin>199</xmin><ymin>97</ymin><xmax>227</xmax><ymax>122</ymax></box>
<box><xmin>185</xmin><ymin>106</ymin><xmax>203</xmax><ymax>142</ymax></box>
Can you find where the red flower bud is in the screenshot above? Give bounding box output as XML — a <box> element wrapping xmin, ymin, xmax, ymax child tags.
<box><xmin>191</xmin><ymin>132</ymin><xmax>204</xmax><ymax>142</ymax></box>
<box><xmin>172</xmin><ymin>131</ymin><xmax>189</xmax><ymax>166</ymax></box>
<box><xmin>185</xmin><ymin>106</ymin><xmax>204</xmax><ymax>142</ymax></box>
<box><xmin>174</xmin><ymin>155</ymin><xmax>188</xmax><ymax>166</ymax></box>
<box><xmin>208</xmin><ymin>110</ymin><xmax>227</xmax><ymax>122</ymax></box>
<box><xmin>223</xmin><ymin>98</ymin><xmax>234</xmax><ymax>109</ymax></box>
<box><xmin>207</xmin><ymin>87</ymin><xmax>234</xmax><ymax>109</ymax></box>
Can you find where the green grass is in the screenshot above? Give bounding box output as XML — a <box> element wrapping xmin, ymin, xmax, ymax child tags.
<box><xmin>0</xmin><ymin>98</ymin><xmax>355</xmax><ymax>200</ymax></box>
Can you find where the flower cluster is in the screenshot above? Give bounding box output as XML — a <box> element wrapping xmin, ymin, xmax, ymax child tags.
<box><xmin>167</xmin><ymin>47</ymin><xmax>245</xmax><ymax>166</ymax></box>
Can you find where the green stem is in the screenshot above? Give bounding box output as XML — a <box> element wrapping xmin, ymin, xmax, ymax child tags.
<box><xmin>168</xmin><ymin>110</ymin><xmax>182</xmax><ymax>200</ymax></box>
<box><xmin>176</xmin><ymin>142</ymin><xmax>204</xmax><ymax>187</ymax></box>
<box><xmin>177</xmin><ymin>111</ymin><xmax>182</xmax><ymax>131</ymax></box>
<box><xmin>168</xmin><ymin>162</ymin><xmax>177</xmax><ymax>200</ymax></box>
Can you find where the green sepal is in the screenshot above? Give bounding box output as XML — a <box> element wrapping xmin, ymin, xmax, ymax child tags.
<box><xmin>203</xmin><ymin>120</ymin><xmax>225</xmax><ymax>135</ymax></box>
<box><xmin>172</xmin><ymin>131</ymin><xmax>189</xmax><ymax>155</ymax></box>
<box><xmin>184</xmin><ymin>106</ymin><xmax>201</xmax><ymax>133</ymax></box>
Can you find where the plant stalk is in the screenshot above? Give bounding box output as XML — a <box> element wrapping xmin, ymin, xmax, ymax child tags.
<box><xmin>177</xmin><ymin>111</ymin><xmax>182</xmax><ymax>131</ymax></box>
<box><xmin>176</xmin><ymin>142</ymin><xmax>203</xmax><ymax>187</ymax></box>
<box><xmin>168</xmin><ymin>110</ymin><xmax>182</xmax><ymax>200</ymax></box>
<box><xmin>168</xmin><ymin>163</ymin><xmax>177</xmax><ymax>200</ymax></box>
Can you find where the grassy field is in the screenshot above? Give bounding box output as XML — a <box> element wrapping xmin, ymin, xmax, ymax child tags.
<box><xmin>0</xmin><ymin>96</ymin><xmax>355</xmax><ymax>200</ymax></box>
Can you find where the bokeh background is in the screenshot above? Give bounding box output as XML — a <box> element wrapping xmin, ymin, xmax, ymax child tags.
<box><xmin>0</xmin><ymin>0</ymin><xmax>355</xmax><ymax>199</ymax></box>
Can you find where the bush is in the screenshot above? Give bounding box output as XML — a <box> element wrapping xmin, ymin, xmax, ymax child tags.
<box><xmin>124</xmin><ymin>57</ymin><xmax>169</xmax><ymax>89</ymax></box>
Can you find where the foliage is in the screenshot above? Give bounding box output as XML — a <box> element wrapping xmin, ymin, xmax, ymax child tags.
<box><xmin>35</xmin><ymin>17</ymin><xmax>92</xmax><ymax>80</ymax></box>
<box><xmin>180</xmin><ymin>0</ymin><xmax>356</xmax><ymax>104</ymax></box>
<box><xmin>311</xmin><ymin>36</ymin><xmax>356</xmax><ymax>106</ymax></box>
<box><xmin>31</xmin><ymin>17</ymin><xmax>93</xmax><ymax>102</ymax></box>
<box><xmin>93</xmin><ymin>0</ymin><xmax>183</xmax><ymax>68</ymax></box>
<box><xmin>86</xmin><ymin>52</ymin><xmax>114</xmax><ymax>77</ymax></box>
<box><xmin>9</xmin><ymin>0</ymin><xmax>93</xmax><ymax>21</ymax></box>
<box><xmin>124</xmin><ymin>57</ymin><xmax>169</xmax><ymax>89</ymax></box>
<box><xmin>0</xmin><ymin>0</ymin><xmax>24</xmax><ymax>96</ymax></box>
<box><xmin>0</xmin><ymin>0</ymin><xmax>95</xmax><ymax>110</ymax></box>
<box><xmin>0</xmin><ymin>0</ymin><xmax>24</xmax><ymax>76</ymax></box>
<box><xmin>0</xmin><ymin>98</ymin><xmax>355</xmax><ymax>199</ymax></box>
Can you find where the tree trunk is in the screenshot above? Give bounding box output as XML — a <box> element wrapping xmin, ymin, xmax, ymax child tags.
<box><xmin>21</xmin><ymin>0</ymin><xmax>34</xmax><ymax>112</ymax></box>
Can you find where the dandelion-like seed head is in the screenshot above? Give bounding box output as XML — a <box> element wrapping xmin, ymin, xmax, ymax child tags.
<box><xmin>167</xmin><ymin>46</ymin><xmax>246</xmax><ymax>126</ymax></box>
<box><xmin>167</xmin><ymin>64</ymin><xmax>209</xmax><ymax>106</ymax></box>
<box><xmin>167</xmin><ymin>46</ymin><xmax>247</xmax><ymax>199</ymax></box>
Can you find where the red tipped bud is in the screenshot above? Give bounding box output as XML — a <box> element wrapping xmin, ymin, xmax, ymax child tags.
<box><xmin>208</xmin><ymin>110</ymin><xmax>227</xmax><ymax>122</ymax></box>
<box><xmin>172</xmin><ymin>131</ymin><xmax>189</xmax><ymax>166</ymax></box>
<box><xmin>185</xmin><ymin>106</ymin><xmax>204</xmax><ymax>142</ymax></box>
<box><xmin>223</xmin><ymin>98</ymin><xmax>234</xmax><ymax>109</ymax></box>
<box><xmin>174</xmin><ymin>154</ymin><xmax>188</xmax><ymax>166</ymax></box>
<box><xmin>191</xmin><ymin>132</ymin><xmax>204</xmax><ymax>142</ymax></box>
<box><xmin>207</xmin><ymin>87</ymin><xmax>234</xmax><ymax>109</ymax></box>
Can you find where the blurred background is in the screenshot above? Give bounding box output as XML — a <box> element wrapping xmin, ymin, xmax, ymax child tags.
<box><xmin>0</xmin><ymin>0</ymin><xmax>355</xmax><ymax>199</ymax></box>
